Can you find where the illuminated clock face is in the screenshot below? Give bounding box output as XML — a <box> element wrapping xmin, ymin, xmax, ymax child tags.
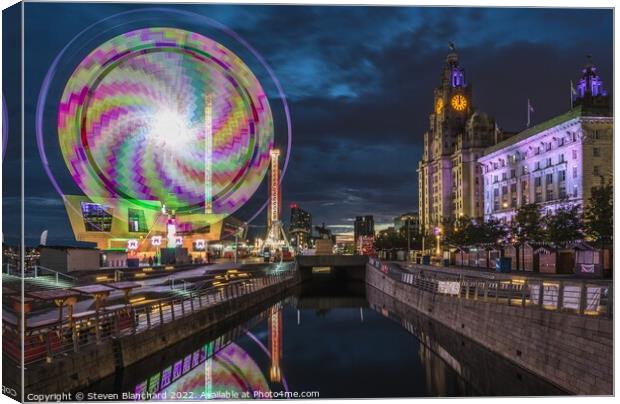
<box><xmin>451</xmin><ymin>94</ymin><xmax>468</xmax><ymax>111</ymax></box>
<box><xmin>435</xmin><ymin>98</ymin><xmax>444</xmax><ymax>114</ymax></box>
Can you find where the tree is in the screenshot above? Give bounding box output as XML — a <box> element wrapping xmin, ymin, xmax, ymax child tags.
<box><xmin>543</xmin><ymin>204</ymin><xmax>584</xmax><ymax>248</ymax></box>
<box><xmin>479</xmin><ymin>218</ymin><xmax>509</xmax><ymax>247</ymax></box>
<box><xmin>510</xmin><ymin>203</ymin><xmax>545</xmax><ymax>244</ymax></box>
<box><xmin>374</xmin><ymin>227</ymin><xmax>407</xmax><ymax>250</ymax></box>
<box><xmin>584</xmin><ymin>183</ymin><xmax>613</xmax><ymax>275</ymax></box>
<box><xmin>584</xmin><ymin>182</ymin><xmax>613</xmax><ymax>244</ymax></box>
<box><xmin>510</xmin><ymin>203</ymin><xmax>545</xmax><ymax>271</ymax></box>
<box><xmin>443</xmin><ymin>216</ymin><xmax>476</xmax><ymax>247</ymax></box>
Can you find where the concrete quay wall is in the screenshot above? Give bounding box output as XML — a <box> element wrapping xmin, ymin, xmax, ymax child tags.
<box><xmin>366</xmin><ymin>264</ymin><xmax>613</xmax><ymax>395</ymax></box>
<box><xmin>23</xmin><ymin>274</ymin><xmax>300</xmax><ymax>396</ymax></box>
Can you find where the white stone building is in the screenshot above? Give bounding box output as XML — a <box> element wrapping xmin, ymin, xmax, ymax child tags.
<box><xmin>479</xmin><ymin>63</ymin><xmax>612</xmax><ymax>222</ymax></box>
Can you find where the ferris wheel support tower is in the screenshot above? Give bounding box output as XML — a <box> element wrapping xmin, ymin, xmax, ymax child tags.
<box><xmin>264</xmin><ymin>149</ymin><xmax>289</xmax><ymax>250</ymax></box>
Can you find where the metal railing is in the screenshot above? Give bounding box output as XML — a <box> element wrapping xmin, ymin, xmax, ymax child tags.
<box><xmin>32</xmin><ymin>265</ymin><xmax>76</xmax><ymax>283</ymax></box>
<box><xmin>3</xmin><ymin>266</ymin><xmax>297</xmax><ymax>366</ymax></box>
<box><xmin>369</xmin><ymin>259</ymin><xmax>612</xmax><ymax>319</ymax></box>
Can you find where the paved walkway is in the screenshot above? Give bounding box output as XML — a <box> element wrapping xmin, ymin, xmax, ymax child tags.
<box><xmin>390</xmin><ymin>261</ymin><xmax>612</xmax><ymax>284</ymax></box>
<box><xmin>4</xmin><ymin>261</ymin><xmax>279</xmax><ymax>327</ymax></box>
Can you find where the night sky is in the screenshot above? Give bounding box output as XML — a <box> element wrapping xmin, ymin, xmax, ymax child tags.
<box><xmin>1</xmin><ymin>3</ymin><xmax>613</xmax><ymax>246</ymax></box>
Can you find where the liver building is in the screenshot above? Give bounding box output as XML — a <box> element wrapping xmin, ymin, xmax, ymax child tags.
<box><xmin>417</xmin><ymin>45</ymin><xmax>504</xmax><ymax>236</ymax></box>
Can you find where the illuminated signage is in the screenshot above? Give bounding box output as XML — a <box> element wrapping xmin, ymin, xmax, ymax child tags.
<box><xmin>151</xmin><ymin>236</ymin><xmax>162</xmax><ymax>246</ymax></box>
<box><xmin>127</xmin><ymin>239</ymin><xmax>138</xmax><ymax>250</ymax></box>
<box><xmin>195</xmin><ymin>239</ymin><xmax>206</xmax><ymax>250</ymax></box>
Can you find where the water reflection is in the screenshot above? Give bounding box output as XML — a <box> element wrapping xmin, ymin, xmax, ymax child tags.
<box><xmin>86</xmin><ymin>279</ymin><xmax>564</xmax><ymax>399</ymax></box>
<box><xmin>152</xmin><ymin>343</ymin><xmax>269</xmax><ymax>400</ymax></box>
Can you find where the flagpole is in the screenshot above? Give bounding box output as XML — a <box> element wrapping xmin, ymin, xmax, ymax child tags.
<box><xmin>527</xmin><ymin>99</ymin><xmax>530</xmax><ymax>128</ymax></box>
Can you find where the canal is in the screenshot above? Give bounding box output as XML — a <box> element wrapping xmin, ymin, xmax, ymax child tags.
<box><xmin>84</xmin><ymin>275</ymin><xmax>565</xmax><ymax>399</ymax></box>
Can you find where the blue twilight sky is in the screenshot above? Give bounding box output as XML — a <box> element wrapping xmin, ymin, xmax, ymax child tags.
<box><xmin>1</xmin><ymin>3</ymin><xmax>614</xmax><ymax>245</ymax></box>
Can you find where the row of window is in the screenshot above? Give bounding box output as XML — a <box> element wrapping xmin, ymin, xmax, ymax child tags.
<box><xmin>489</xmin><ymin>183</ymin><xmax>578</xmax><ymax>213</ymax></box>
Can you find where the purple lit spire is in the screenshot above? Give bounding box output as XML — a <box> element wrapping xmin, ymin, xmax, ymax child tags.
<box><xmin>446</xmin><ymin>42</ymin><xmax>466</xmax><ymax>88</ymax></box>
<box><xmin>576</xmin><ymin>55</ymin><xmax>607</xmax><ymax>98</ymax></box>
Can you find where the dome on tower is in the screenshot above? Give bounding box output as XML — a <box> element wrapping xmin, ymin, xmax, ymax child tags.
<box><xmin>467</xmin><ymin>111</ymin><xmax>492</xmax><ymax>126</ymax></box>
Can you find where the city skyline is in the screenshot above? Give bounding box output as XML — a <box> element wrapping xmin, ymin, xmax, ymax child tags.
<box><xmin>2</xmin><ymin>4</ymin><xmax>613</xmax><ymax>245</ymax></box>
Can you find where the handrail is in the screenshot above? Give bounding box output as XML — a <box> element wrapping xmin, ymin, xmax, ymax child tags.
<box><xmin>4</xmin><ymin>265</ymin><xmax>297</xmax><ymax>366</ymax></box>
<box><xmin>32</xmin><ymin>265</ymin><xmax>76</xmax><ymax>282</ymax></box>
<box><xmin>369</xmin><ymin>259</ymin><xmax>612</xmax><ymax>319</ymax></box>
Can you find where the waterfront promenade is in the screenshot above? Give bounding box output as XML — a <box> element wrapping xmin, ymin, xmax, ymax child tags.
<box><xmin>367</xmin><ymin>259</ymin><xmax>613</xmax><ymax>394</ymax></box>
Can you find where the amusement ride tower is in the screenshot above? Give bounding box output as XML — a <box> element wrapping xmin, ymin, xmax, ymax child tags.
<box><xmin>264</xmin><ymin>149</ymin><xmax>289</xmax><ymax>251</ymax></box>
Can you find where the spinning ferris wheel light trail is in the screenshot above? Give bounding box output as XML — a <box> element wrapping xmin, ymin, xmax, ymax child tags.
<box><xmin>205</xmin><ymin>93</ymin><xmax>213</xmax><ymax>215</ymax></box>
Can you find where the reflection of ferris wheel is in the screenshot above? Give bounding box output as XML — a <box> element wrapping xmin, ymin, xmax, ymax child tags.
<box><xmin>58</xmin><ymin>27</ymin><xmax>274</xmax><ymax>220</ymax></box>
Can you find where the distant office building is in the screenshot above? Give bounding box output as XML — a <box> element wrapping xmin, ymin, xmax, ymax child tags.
<box><xmin>479</xmin><ymin>61</ymin><xmax>612</xmax><ymax>222</ymax></box>
<box><xmin>354</xmin><ymin>215</ymin><xmax>375</xmax><ymax>242</ymax></box>
<box><xmin>288</xmin><ymin>203</ymin><xmax>312</xmax><ymax>248</ymax></box>
<box><xmin>394</xmin><ymin>212</ymin><xmax>419</xmax><ymax>236</ymax></box>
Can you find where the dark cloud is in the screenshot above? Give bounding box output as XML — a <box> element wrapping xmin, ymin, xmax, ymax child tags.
<box><xmin>3</xmin><ymin>4</ymin><xmax>613</xmax><ymax>245</ymax></box>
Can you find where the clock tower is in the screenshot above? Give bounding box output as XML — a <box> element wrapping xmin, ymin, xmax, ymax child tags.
<box><xmin>418</xmin><ymin>44</ymin><xmax>500</xmax><ymax>241</ymax></box>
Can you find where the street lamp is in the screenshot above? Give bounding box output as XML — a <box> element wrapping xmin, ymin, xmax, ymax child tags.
<box><xmin>406</xmin><ymin>215</ymin><xmax>411</xmax><ymax>262</ymax></box>
<box><xmin>434</xmin><ymin>226</ymin><xmax>442</xmax><ymax>257</ymax></box>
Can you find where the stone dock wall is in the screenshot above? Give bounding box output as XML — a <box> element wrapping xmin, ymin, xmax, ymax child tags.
<box><xmin>366</xmin><ymin>264</ymin><xmax>612</xmax><ymax>395</ymax></box>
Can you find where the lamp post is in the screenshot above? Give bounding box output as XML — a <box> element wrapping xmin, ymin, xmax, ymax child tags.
<box><xmin>406</xmin><ymin>216</ymin><xmax>411</xmax><ymax>262</ymax></box>
<box><xmin>435</xmin><ymin>226</ymin><xmax>442</xmax><ymax>257</ymax></box>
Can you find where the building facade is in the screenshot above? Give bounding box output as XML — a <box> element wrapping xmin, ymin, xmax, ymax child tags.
<box><xmin>354</xmin><ymin>215</ymin><xmax>375</xmax><ymax>243</ymax></box>
<box><xmin>417</xmin><ymin>47</ymin><xmax>503</xmax><ymax>236</ymax></box>
<box><xmin>480</xmin><ymin>62</ymin><xmax>612</xmax><ymax>222</ymax></box>
<box><xmin>288</xmin><ymin>203</ymin><xmax>312</xmax><ymax>248</ymax></box>
<box><xmin>394</xmin><ymin>212</ymin><xmax>419</xmax><ymax>236</ymax></box>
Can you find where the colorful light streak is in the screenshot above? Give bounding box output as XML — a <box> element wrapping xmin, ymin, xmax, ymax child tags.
<box><xmin>36</xmin><ymin>8</ymin><xmax>292</xmax><ymax>229</ymax></box>
<box><xmin>57</xmin><ymin>27</ymin><xmax>274</xmax><ymax>220</ymax></box>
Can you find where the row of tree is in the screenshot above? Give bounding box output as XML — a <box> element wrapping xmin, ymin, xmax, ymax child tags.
<box><xmin>374</xmin><ymin>183</ymin><xmax>612</xmax><ymax>251</ymax></box>
<box><xmin>444</xmin><ymin>183</ymin><xmax>612</xmax><ymax>249</ymax></box>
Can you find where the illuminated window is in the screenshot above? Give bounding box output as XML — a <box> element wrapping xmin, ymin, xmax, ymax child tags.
<box><xmin>128</xmin><ymin>208</ymin><xmax>148</xmax><ymax>232</ymax></box>
<box><xmin>81</xmin><ymin>202</ymin><xmax>112</xmax><ymax>232</ymax></box>
<box><xmin>546</xmin><ymin>188</ymin><xmax>554</xmax><ymax>201</ymax></box>
<box><xmin>558</xmin><ymin>170</ymin><xmax>566</xmax><ymax>182</ymax></box>
<box><xmin>546</xmin><ymin>173</ymin><xmax>553</xmax><ymax>184</ymax></box>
